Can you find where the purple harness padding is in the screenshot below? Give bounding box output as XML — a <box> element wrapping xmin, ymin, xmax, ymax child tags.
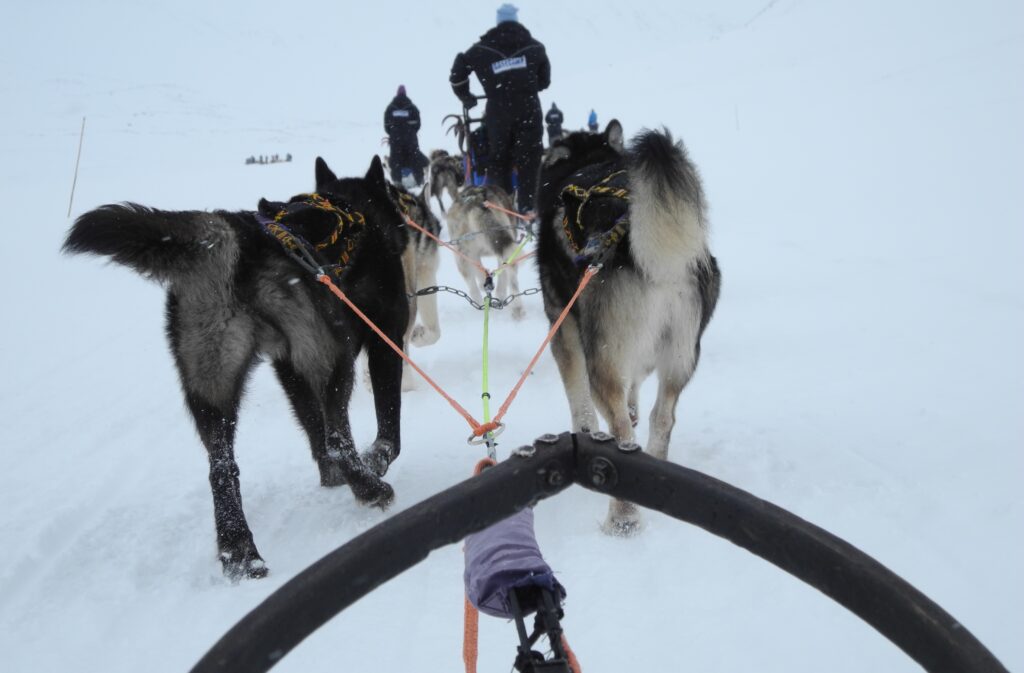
<box><xmin>463</xmin><ymin>507</ymin><xmax>566</xmax><ymax>619</ymax></box>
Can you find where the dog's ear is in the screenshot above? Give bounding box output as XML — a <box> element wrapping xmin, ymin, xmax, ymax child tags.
<box><xmin>315</xmin><ymin>156</ymin><xmax>338</xmax><ymax>190</ymax></box>
<box><xmin>257</xmin><ymin>198</ymin><xmax>283</xmax><ymax>217</ymax></box>
<box><xmin>543</xmin><ymin>144</ymin><xmax>572</xmax><ymax>167</ymax></box>
<box><xmin>605</xmin><ymin>120</ymin><xmax>625</xmax><ymax>153</ymax></box>
<box><xmin>365</xmin><ymin>155</ymin><xmax>388</xmax><ymax>191</ymax></box>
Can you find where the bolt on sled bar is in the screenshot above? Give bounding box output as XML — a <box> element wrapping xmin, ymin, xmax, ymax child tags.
<box><xmin>191</xmin><ymin>432</ymin><xmax>1008</xmax><ymax>673</ymax></box>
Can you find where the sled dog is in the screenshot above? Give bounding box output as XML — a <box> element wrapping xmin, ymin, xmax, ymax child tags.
<box><xmin>62</xmin><ymin>157</ymin><xmax>408</xmax><ymax>579</ymax></box>
<box><xmin>536</xmin><ymin>121</ymin><xmax>721</xmax><ymax>534</ymax></box>
<box><xmin>445</xmin><ymin>184</ymin><xmax>528</xmax><ymax>320</ymax></box>
<box><xmin>424</xmin><ymin>149</ymin><xmax>465</xmax><ymax>213</ymax></box>
<box><xmin>386</xmin><ymin>182</ymin><xmax>442</xmax><ymax>384</ymax></box>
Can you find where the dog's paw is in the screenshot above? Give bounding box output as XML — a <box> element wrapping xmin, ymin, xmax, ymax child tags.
<box><xmin>411</xmin><ymin>324</ymin><xmax>440</xmax><ymax>347</ymax></box>
<box><xmin>601</xmin><ymin>500</ymin><xmax>643</xmax><ymax>537</ymax></box>
<box><xmin>219</xmin><ymin>548</ymin><xmax>268</xmax><ymax>581</ymax></box>
<box><xmin>600</xmin><ymin>515</ymin><xmax>644</xmax><ymax>538</ymax></box>
<box><xmin>351</xmin><ymin>476</ymin><xmax>395</xmax><ymax>509</ymax></box>
<box><xmin>361</xmin><ymin>440</ymin><xmax>398</xmax><ymax>477</ymax></box>
<box><xmin>511</xmin><ymin>304</ymin><xmax>526</xmax><ymax>321</ymax></box>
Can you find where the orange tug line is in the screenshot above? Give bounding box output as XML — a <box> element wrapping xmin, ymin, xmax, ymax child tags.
<box><xmin>317</xmin><ymin>274</ymin><xmax>488</xmax><ymax>435</ymax></box>
<box><xmin>482</xmin><ymin>199</ymin><xmax>534</xmax><ymax>222</ymax></box>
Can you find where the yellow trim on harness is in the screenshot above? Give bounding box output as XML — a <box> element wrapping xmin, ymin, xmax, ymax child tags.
<box><xmin>560</xmin><ymin>170</ymin><xmax>630</xmax><ymax>252</ymax></box>
<box><xmin>272</xmin><ymin>193</ymin><xmax>367</xmax><ymax>275</ymax></box>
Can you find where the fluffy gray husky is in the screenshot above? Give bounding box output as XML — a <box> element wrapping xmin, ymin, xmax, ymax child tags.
<box><xmin>423</xmin><ymin>148</ymin><xmax>464</xmax><ymax>213</ymax></box>
<box><xmin>445</xmin><ymin>183</ymin><xmax>528</xmax><ymax>320</ymax></box>
<box><xmin>536</xmin><ymin>121</ymin><xmax>721</xmax><ymax>534</ymax></box>
<box><xmin>63</xmin><ymin>156</ymin><xmax>408</xmax><ymax>579</ymax></box>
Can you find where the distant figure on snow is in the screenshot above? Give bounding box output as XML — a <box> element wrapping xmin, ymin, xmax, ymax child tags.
<box><xmin>587</xmin><ymin>109</ymin><xmax>599</xmax><ymax>132</ymax></box>
<box><xmin>384</xmin><ymin>85</ymin><xmax>428</xmax><ymax>187</ymax></box>
<box><xmin>449</xmin><ymin>3</ymin><xmax>551</xmax><ymax>215</ymax></box>
<box><xmin>545</xmin><ymin>102</ymin><xmax>563</xmax><ymax>145</ymax></box>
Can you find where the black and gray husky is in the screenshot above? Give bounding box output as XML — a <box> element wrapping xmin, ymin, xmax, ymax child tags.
<box><xmin>62</xmin><ymin>156</ymin><xmax>408</xmax><ymax>579</ymax></box>
<box><xmin>536</xmin><ymin>121</ymin><xmax>721</xmax><ymax>534</ymax></box>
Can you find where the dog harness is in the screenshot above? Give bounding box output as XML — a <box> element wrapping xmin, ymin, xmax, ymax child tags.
<box><xmin>256</xmin><ymin>193</ymin><xmax>366</xmax><ymax>278</ymax></box>
<box><xmin>559</xmin><ymin>167</ymin><xmax>630</xmax><ymax>266</ymax></box>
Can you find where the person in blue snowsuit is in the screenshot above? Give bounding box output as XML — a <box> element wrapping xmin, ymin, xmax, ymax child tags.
<box><xmin>587</xmin><ymin>109</ymin><xmax>599</xmax><ymax>132</ymax></box>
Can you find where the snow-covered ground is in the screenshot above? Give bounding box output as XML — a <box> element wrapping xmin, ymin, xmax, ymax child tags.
<box><xmin>2</xmin><ymin>1</ymin><xmax>1021</xmax><ymax>671</ymax></box>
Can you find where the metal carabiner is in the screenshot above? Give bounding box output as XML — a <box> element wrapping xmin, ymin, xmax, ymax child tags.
<box><xmin>467</xmin><ymin>422</ymin><xmax>505</xmax><ymax>446</ymax></box>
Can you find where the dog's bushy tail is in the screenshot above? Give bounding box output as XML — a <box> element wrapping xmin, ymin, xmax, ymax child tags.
<box><xmin>627</xmin><ymin>129</ymin><xmax>709</xmax><ymax>281</ymax></box>
<box><xmin>63</xmin><ymin>204</ymin><xmax>239</xmax><ymax>286</ymax></box>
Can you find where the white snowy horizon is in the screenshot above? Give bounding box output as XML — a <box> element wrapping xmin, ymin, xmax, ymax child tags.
<box><xmin>2</xmin><ymin>1</ymin><xmax>1021</xmax><ymax>671</ymax></box>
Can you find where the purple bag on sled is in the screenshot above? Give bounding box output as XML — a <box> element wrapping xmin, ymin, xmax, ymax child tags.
<box><xmin>464</xmin><ymin>507</ymin><xmax>566</xmax><ymax>619</ymax></box>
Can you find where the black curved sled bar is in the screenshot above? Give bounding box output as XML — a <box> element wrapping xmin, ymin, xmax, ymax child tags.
<box><xmin>191</xmin><ymin>432</ymin><xmax>1008</xmax><ymax>673</ymax></box>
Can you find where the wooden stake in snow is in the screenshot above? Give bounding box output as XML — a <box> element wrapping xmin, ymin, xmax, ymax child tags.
<box><xmin>67</xmin><ymin>116</ymin><xmax>86</xmax><ymax>219</ymax></box>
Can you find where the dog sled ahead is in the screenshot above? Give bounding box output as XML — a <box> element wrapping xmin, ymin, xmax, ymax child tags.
<box><xmin>190</xmin><ymin>431</ymin><xmax>1008</xmax><ymax>673</ymax></box>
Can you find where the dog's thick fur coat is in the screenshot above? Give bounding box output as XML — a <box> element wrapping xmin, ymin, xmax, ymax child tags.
<box><xmin>62</xmin><ymin>157</ymin><xmax>408</xmax><ymax>579</ymax></box>
<box><xmin>537</xmin><ymin>121</ymin><xmax>721</xmax><ymax>533</ymax></box>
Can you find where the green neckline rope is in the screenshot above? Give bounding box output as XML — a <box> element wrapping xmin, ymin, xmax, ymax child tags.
<box><xmin>480</xmin><ymin>230</ymin><xmax>534</xmax><ymax>460</ymax></box>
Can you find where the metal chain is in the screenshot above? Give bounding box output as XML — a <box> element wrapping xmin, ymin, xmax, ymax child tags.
<box><xmin>409</xmin><ymin>285</ymin><xmax>541</xmax><ymax>311</ymax></box>
<box><xmin>445</xmin><ymin>224</ymin><xmax>532</xmax><ymax>246</ymax></box>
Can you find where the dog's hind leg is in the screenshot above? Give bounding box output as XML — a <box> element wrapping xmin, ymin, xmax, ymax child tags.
<box><xmin>645</xmin><ymin>369</ymin><xmax>693</xmax><ymax>462</ymax></box>
<box><xmin>187</xmin><ymin>394</ymin><xmax>268</xmax><ymax>579</ymax></box>
<box><xmin>273</xmin><ymin>360</ymin><xmax>347</xmax><ymax>486</ymax></box>
<box><xmin>500</xmin><ymin>259</ymin><xmax>526</xmax><ymax>321</ymax></box>
<box><xmin>627</xmin><ymin>382</ymin><xmax>640</xmax><ymax>428</ymax></box>
<box><xmin>454</xmin><ymin>254</ymin><xmax>485</xmax><ymax>305</ymax></box>
<box><xmin>646</xmin><ymin>283</ymin><xmax>703</xmax><ymax>460</ymax></box>
<box><xmin>646</xmin><ymin>331</ymin><xmax>700</xmax><ymax>462</ymax></box>
<box><xmin>547</xmin><ymin>314</ymin><xmax>598</xmax><ymax>433</ymax></box>
<box><xmin>321</xmin><ymin>359</ymin><xmax>395</xmax><ymax>507</ymax></box>
<box><xmin>169</xmin><ymin>299</ymin><xmax>266</xmax><ymax>579</ymax></box>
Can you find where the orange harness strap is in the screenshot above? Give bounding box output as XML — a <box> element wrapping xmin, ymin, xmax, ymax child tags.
<box><xmin>317</xmin><ymin>274</ymin><xmax>484</xmax><ymax>434</ymax></box>
<box><xmin>483</xmin><ymin>199</ymin><xmax>533</xmax><ymax>222</ymax></box>
<box><xmin>403</xmin><ymin>214</ymin><xmax>490</xmax><ymax>276</ymax></box>
<box><xmin>490</xmin><ymin>265</ymin><xmax>600</xmax><ymax>428</ymax></box>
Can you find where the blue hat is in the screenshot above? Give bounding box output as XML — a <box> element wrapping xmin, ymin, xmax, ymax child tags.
<box><xmin>496</xmin><ymin>3</ymin><xmax>518</xmax><ymax>24</ymax></box>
